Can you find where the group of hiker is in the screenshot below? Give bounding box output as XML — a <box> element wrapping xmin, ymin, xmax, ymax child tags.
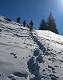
<box><xmin>16</xmin><ymin>17</ymin><xmax>33</xmax><ymax>31</ymax></box>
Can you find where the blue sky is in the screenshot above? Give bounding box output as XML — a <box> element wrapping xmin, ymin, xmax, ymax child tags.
<box><xmin>0</xmin><ymin>0</ymin><xmax>63</xmax><ymax>35</ymax></box>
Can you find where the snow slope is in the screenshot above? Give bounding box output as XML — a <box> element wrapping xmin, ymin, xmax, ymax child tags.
<box><xmin>35</xmin><ymin>30</ymin><xmax>63</xmax><ymax>80</ymax></box>
<box><xmin>0</xmin><ymin>16</ymin><xmax>63</xmax><ymax>80</ymax></box>
<box><xmin>0</xmin><ymin>16</ymin><xmax>38</xmax><ymax>80</ymax></box>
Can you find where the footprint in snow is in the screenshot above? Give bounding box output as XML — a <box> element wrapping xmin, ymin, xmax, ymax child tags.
<box><xmin>49</xmin><ymin>74</ymin><xmax>59</xmax><ymax>80</ymax></box>
<box><xmin>8</xmin><ymin>72</ymin><xmax>28</xmax><ymax>80</ymax></box>
<box><xmin>10</xmin><ymin>53</ymin><xmax>17</xmax><ymax>58</ymax></box>
<box><xmin>8</xmin><ymin>75</ymin><xmax>16</xmax><ymax>80</ymax></box>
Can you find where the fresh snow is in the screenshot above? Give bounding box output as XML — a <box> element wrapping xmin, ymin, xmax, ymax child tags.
<box><xmin>0</xmin><ymin>16</ymin><xmax>63</xmax><ymax>80</ymax></box>
<box><xmin>36</xmin><ymin>30</ymin><xmax>63</xmax><ymax>45</ymax></box>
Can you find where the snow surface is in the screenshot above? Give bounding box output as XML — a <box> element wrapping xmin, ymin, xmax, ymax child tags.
<box><xmin>0</xmin><ymin>16</ymin><xmax>63</xmax><ymax>80</ymax></box>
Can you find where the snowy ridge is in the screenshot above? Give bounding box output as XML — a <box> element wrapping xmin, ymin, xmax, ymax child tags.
<box><xmin>0</xmin><ymin>16</ymin><xmax>63</xmax><ymax>80</ymax></box>
<box><xmin>36</xmin><ymin>30</ymin><xmax>63</xmax><ymax>45</ymax></box>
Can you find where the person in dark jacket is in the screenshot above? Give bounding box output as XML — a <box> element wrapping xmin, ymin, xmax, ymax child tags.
<box><xmin>23</xmin><ymin>20</ymin><xmax>26</xmax><ymax>27</ymax></box>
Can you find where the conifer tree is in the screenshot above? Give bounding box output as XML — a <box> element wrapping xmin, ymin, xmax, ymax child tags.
<box><xmin>47</xmin><ymin>13</ymin><xmax>58</xmax><ymax>34</ymax></box>
<box><xmin>39</xmin><ymin>19</ymin><xmax>47</xmax><ymax>30</ymax></box>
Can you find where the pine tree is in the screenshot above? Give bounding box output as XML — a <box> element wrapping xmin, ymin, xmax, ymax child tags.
<box><xmin>39</xmin><ymin>19</ymin><xmax>47</xmax><ymax>30</ymax></box>
<box><xmin>16</xmin><ymin>17</ymin><xmax>21</xmax><ymax>23</ymax></box>
<box><xmin>29</xmin><ymin>20</ymin><xmax>33</xmax><ymax>31</ymax></box>
<box><xmin>47</xmin><ymin>13</ymin><xmax>58</xmax><ymax>34</ymax></box>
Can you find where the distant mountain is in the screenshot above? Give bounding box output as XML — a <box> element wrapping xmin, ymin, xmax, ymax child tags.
<box><xmin>0</xmin><ymin>16</ymin><xmax>63</xmax><ymax>80</ymax></box>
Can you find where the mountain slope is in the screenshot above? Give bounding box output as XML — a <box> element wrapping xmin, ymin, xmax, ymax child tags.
<box><xmin>35</xmin><ymin>30</ymin><xmax>63</xmax><ymax>80</ymax></box>
<box><xmin>0</xmin><ymin>16</ymin><xmax>63</xmax><ymax>80</ymax></box>
<box><xmin>0</xmin><ymin>16</ymin><xmax>38</xmax><ymax>80</ymax></box>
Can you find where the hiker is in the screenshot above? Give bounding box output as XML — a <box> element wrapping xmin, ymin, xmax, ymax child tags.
<box><xmin>23</xmin><ymin>20</ymin><xmax>26</xmax><ymax>27</ymax></box>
